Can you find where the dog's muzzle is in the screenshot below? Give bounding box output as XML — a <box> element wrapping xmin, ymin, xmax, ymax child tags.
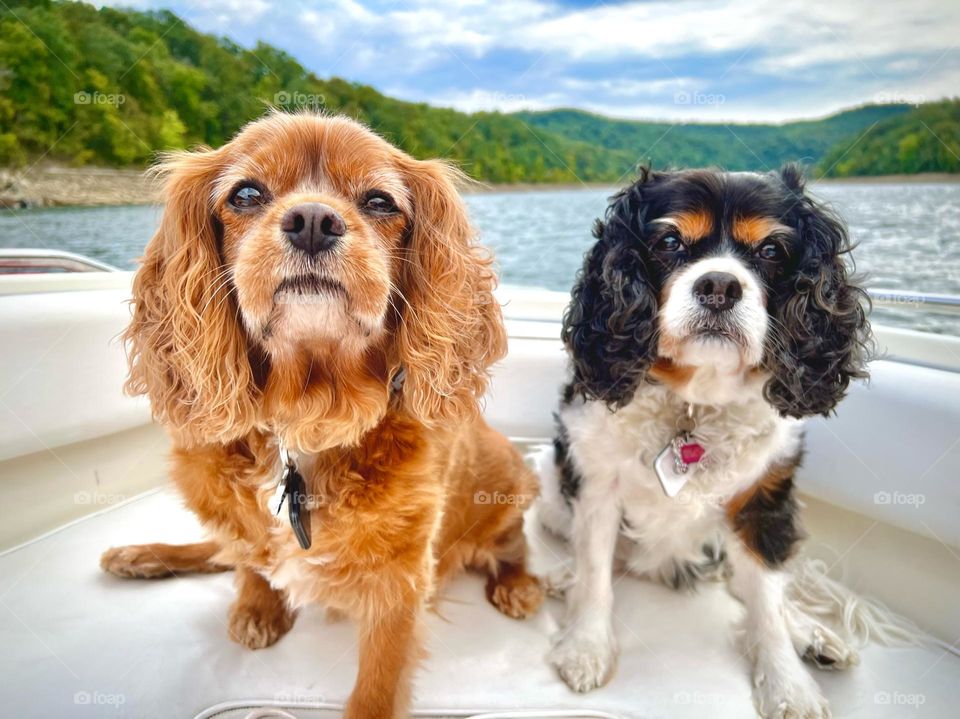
<box><xmin>691</xmin><ymin>271</ymin><xmax>743</xmax><ymax>314</ymax></box>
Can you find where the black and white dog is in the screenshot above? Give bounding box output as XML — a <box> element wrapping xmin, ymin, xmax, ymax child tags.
<box><xmin>536</xmin><ymin>166</ymin><xmax>871</xmax><ymax>718</ymax></box>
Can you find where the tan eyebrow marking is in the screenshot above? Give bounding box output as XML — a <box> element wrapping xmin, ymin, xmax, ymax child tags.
<box><xmin>654</xmin><ymin>210</ymin><xmax>714</xmax><ymax>243</ymax></box>
<box><xmin>733</xmin><ymin>215</ymin><xmax>793</xmax><ymax>246</ymax></box>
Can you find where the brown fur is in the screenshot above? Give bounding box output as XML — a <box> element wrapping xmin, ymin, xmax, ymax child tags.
<box><xmin>102</xmin><ymin>112</ymin><xmax>543</xmax><ymax>719</ymax></box>
<box><xmin>665</xmin><ymin>209</ymin><xmax>713</xmax><ymax>242</ymax></box>
<box><xmin>725</xmin><ymin>455</ymin><xmax>804</xmax><ymax>566</ymax></box>
<box><xmin>731</xmin><ymin>215</ymin><xmax>790</xmax><ymax>247</ymax></box>
<box><xmin>648</xmin><ymin>357</ymin><xmax>696</xmax><ymax>390</ymax></box>
<box><xmin>100</xmin><ymin>541</ymin><xmax>230</xmax><ymax>578</ymax></box>
<box><xmin>228</xmin><ymin>565</ymin><xmax>297</xmax><ymax>650</ymax></box>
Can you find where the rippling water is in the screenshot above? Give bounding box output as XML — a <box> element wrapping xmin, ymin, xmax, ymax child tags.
<box><xmin>2</xmin><ymin>182</ymin><xmax>958</xmax><ymax>334</ymax></box>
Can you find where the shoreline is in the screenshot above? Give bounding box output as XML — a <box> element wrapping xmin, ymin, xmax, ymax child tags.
<box><xmin>2</xmin><ymin>165</ymin><xmax>958</xmax><ymax>209</ymax></box>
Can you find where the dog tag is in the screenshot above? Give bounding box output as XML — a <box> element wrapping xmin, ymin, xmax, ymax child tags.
<box><xmin>274</xmin><ymin>465</ymin><xmax>312</xmax><ymax>549</ymax></box>
<box><xmin>653</xmin><ymin>434</ymin><xmax>705</xmax><ymax>498</ymax></box>
<box><xmin>285</xmin><ymin>468</ymin><xmax>312</xmax><ymax>550</ymax></box>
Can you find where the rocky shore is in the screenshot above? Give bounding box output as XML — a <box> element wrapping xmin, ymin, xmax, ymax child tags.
<box><xmin>0</xmin><ymin>166</ymin><xmax>160</xmax><ymax>208</ymax></box>
<box><xmin>1</xmin><ymin>165</ymin><xmax>957</xmax><ymax>209</ymax></box>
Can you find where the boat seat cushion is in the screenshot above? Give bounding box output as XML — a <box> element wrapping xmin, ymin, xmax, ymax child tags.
<box><xmin>0</xmin><ymin>489</ymin><xmax>954</xmax><ymax>718</ymax></box>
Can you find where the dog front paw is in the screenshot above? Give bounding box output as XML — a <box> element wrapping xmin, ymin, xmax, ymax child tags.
<box><xmin>801</xmin><ymin>625</ymin><xmax>859</xmax><ymax>671</ymax></box>
<box><xmin>785</xmin><ymin>601</ymin><xmax>859</xmax><ymax>672</ymax></box>
<box><xmin>543</xmin><ymin>564</ymin><xmax>575</xmax><ymax>598</ymax></box>
<box><xmin>753</xmin><ymin>662</ymin><xmax>830</xmax><ymax>719</ymax></box>
<box><xmin>100</xmin><ymin>545</ymin><xmax>171</xmax><ymax>578</ymax></box>
<box><xmin>548</xmin><ymin>631</ymin><xmax>617</xmax><ymax>693</ymax></box>
<box><xmin>487</xmin><ymin>570</ymin><xmax>545</xmax><ymax>619</ymax></box>
<box><xmin>228</xmin><ymin>599</ymin><xmax>295</xmax><ymax>650</ymax></box>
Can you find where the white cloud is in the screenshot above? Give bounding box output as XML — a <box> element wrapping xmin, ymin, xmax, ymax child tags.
<box><xmin>178</xmin><ymin>0</ymin><xmax>271</xmax><ymax>26</ymax></box>
<box><xmin>427</xmin><ymin>88</ymin><xmax>559</xmax><ymax>113</ymax></box>
<box><xmin>99</xmin><ymin>0</ymin><xmax>960</xmax><ymax>121</ymax></box>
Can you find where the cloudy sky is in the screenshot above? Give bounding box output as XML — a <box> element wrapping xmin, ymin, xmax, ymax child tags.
<box><xmin>109</xmin><ymin>0</ymin><xmax>959</xmax><ymax>122</ymax></box>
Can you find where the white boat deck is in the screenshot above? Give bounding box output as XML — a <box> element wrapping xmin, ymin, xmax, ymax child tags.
<box><xmin>2</xmin><ymin>275</ymin><xmax>959</xmax><ymax>717</ymax></box>
<box><xmin>1</xmin><ymin>488</ymin><xmax>956</xmax><ymax>719</ymax></box>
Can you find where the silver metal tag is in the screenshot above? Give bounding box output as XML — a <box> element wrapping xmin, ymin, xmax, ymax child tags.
<box><xmin>654</xmin><ymin>438</ymin><xmax>691</xmax><ymax>497</ymax></box>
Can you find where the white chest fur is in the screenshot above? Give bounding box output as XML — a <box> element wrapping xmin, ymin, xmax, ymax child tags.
<box><xmin>558</xmin><ymin>380</ymin><xmax>802</xmax><ymax>572</ymax></box>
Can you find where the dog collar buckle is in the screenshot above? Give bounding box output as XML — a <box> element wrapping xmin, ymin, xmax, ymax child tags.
<box><xmin>390</xmin><ymin>366</ymin><xmax>406</xmax><ymax>394</ymax></box>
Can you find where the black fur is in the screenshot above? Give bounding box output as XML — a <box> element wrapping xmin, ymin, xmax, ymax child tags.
<box><xmin>553</xmin><ymin>413</ymin><xmax>582</xmax><ymax>504</ymax></box>
<box><xmin>666</xmin><ymin>542</ymin><xmax>727</xmax><ymax>591</ymax></box>
<box><xmin>732</xmin><ymin>475</ymin><xmax>805</xmax><ymax>567</ymax></box>
<box><xmin>560</xmin><ymin>164</ymin><xmax>871</xmax><ymax>418</ymax></box>
<box><xmin>561</xmin><ymin>170</ymin><xmax>661</xmax><ymax>407</ymax></box>
<box><xmin>762</xmin><ymin>165</ymin><xmax>871</xmax><ymax>417</ymax></box>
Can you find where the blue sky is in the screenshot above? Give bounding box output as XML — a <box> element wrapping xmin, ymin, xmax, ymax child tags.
<box><xmin>109</xmin><ymin>0</ymin><xmax>959</xmax><ymax>122</ymax></box>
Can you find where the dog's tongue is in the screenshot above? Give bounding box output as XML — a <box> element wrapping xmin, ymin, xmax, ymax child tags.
<box><xmin>679</xmin><ymin>442</ymin><xmax>705</xmax><ymax>464</ymax></box>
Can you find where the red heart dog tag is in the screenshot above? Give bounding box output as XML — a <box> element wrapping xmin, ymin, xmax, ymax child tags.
<box><xmin>679</xmin><ymin>442</ymin><xmax>705</xmax><ymax>465</ymax></box>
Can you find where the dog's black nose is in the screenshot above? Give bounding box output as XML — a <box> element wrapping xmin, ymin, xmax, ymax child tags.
<box><xmin>281</xmin><ymin>203</ymin><xmax>346</xmax><ymax>255</ymax></box>
<box><xmin>692</xmin><ymin>271</ymin><xmax>742</xmax><ymax>313</ymax></box>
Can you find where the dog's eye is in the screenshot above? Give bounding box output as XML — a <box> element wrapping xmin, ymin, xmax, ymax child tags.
<box><xmin>362</xmin><ymin>192</ymin><xmax>398</xmax><ymax>215</ymax></box>
<box><xmin>230</xmin><ymin>184</ymin><xmax>267</xmax><ymax>210</ymax></box>
<box><xmin>655</xmin><ymin>235</ymin><xmax>685</xmax><ymax>253</ymax></box>
<box><xmin>756</xmin><ymin>242</ymin><xmax>784</xmax><ymax>261</ymax></box>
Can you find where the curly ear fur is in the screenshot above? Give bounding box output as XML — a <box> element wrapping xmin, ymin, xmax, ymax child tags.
<box><xmin>763</xmin><ymin>165</ymin><xmax>871</xmax><ymax>418</ymax></box>
<box><xmin>125</xmin><ymin>149</ymin><xmax>258</xmax><ymax>446</ymax></box>
<box><xmin>562</xmin><ymin>171</ymin><xmax>660</xmax><ymax>407</ymax></box>
<box><xmin>393</xmin><ymin>158</ymin><xmax>507</xmax><ymax>424</ymax></box>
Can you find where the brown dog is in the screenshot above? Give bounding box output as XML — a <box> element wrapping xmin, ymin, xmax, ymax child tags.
<box><xmin>101</xmin><ymin>112</ymin><xmax>543</xmax><ymax>719</ymax></box>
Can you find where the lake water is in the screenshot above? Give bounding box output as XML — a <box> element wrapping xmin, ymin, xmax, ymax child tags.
<box><xmin>2</xmin><ymin>182</ymin><xmax>958</xmax><ymax>335</ymax></box>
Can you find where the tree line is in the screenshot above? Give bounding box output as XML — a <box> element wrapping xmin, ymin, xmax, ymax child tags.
<box><xmin>1</xmin><ymin>1</ymin><xmax>956</xmax><ymax>181</ymax></box>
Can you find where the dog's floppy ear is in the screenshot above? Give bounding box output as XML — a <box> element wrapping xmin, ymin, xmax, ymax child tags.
<box><xmin>393</xmin><ymin>157</ymin><xmax>506</xmax><ymax>424</ymax></box>
<box><xmin>562</xmin><ymin>171</ymin><xmax>660</xmax><ymax>408</ymax></box>
<box><xmin>763</xmin><ymin>164</ymin><xmax>871</xmax><ymax>418</ymax></box>
<box><xmin>125</xmin><ymin>148</ymin><xmax>258</xmax><ymax>445</ymax></box>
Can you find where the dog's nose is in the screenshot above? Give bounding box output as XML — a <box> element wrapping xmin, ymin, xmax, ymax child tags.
<box><xmin>692</xmin><ymin>271</ymin><xmax>743</xmax><ymax>313</ymax></box>
<box><xmin>281</xmin><ymin>203</ymin><xmax>346</xmax><ymax>255</ymax></box>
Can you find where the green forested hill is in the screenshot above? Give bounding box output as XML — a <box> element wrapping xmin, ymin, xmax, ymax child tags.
<box><xmin>0</xmin><ymin>0</ymin><xmax>624</xmax><ymax>182</ymax></box>
<box><xmin>515</xmin><ymin>105</ymin><xmax>914</xmax><ymax>172</ymax></box>
<box><xmin>818</xmin><ymin>100</ymin><xmax>960</xmax><ymax>176</ymax></box>
<box><xmin>0</xmin><ymin>0</ymin><xmax>956</xmax><ymax>182</ymax></box>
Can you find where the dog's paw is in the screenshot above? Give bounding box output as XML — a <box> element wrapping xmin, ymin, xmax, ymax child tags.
<box><xmin>487</xmin><ymin>571</ymin><xmax>545</xmax><ymax>619</ymax></box>
<box><xmin>753</xmin><ymin>662</ymin><xmax>831</xmax><ymax>719</ymax></box>
<box><xmin>228</xmin><ymin>599</ymin><xmax>295</xmax><ymax>650</ymax></box>
<box><xmin>543</xmin><ymin>564</ymin><xmax>575</xmax><ymax>598</ymax></box>
<box><xmin>785</xmin><ymin>603</ymin><xmax>859</xmax><ymax>671</ymax></box>
<box><xmin>548</xmin><ymin>631</ymin><xmax>617</xmax><ymax>693</ymax></box>
<box><xmin>100</xmin><ymin>545</ymin><xmax>172</xmax><ymax>578</ymax></box>
<box><xmin>801</xmin><ymin>625</ymin><xmax>859</xmax><ymax>671</ymax></box>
